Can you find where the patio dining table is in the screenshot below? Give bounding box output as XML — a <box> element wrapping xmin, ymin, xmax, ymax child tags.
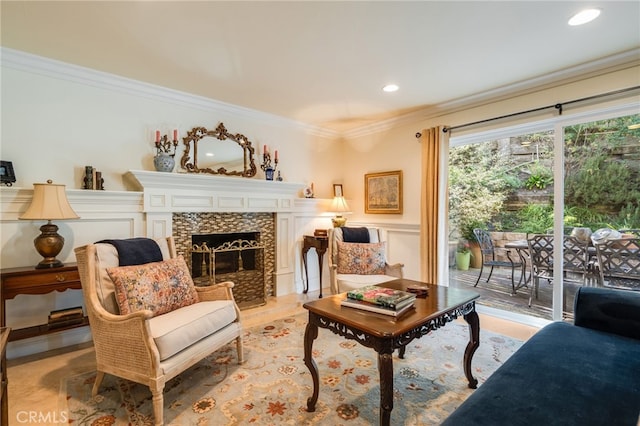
<box><xmin>505</xmin><ymin>240</ymin><xmax>530</xmax><ymax>285</ymax></box>
<box><xmin>507</xmin><ymin>237</ymin><xmax>601</xmax><ymax>286</ymax></box>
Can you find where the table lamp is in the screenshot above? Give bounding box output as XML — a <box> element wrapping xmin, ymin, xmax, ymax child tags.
<box><xmin>330</xmin><ymin>196</ymin><xmax>351</xmax><ymax>227</ymax></box>
<box><xmin>19</xmin><ymin>180</ymin><xmax>80</xmax><ymax>269</ymax></box>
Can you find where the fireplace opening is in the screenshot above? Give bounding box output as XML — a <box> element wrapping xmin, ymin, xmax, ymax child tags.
<box><xmin>190</xmin><ymin>231</ymin><xmax>265</xmax><ymax>309</ymax></box>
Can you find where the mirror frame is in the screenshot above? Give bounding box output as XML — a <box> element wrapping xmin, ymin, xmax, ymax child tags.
<box><xmin>180</xmin><ymin>122</ymin><xmax>257</xmax><ymax>177</ymax></box>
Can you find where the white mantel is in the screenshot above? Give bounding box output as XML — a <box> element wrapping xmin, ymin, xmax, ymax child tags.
<box><xmin>126</xmin><ymin>170</ymin><xmax>307</xmax><ymax>213</ymax></box>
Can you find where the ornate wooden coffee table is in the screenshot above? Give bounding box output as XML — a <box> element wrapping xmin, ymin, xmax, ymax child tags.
<box><xmin>303</xmin><ymin>278</ymin><xmax>480</xmax><ymax>426</ymax></box>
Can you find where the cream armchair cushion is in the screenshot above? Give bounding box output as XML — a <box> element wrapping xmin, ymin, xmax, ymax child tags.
<box><xmin>328</xmin><ymin>227</ymin><xmax>404</xmax><ymax>294</ymax></box>
<box><xmin>75</xmin><ymin>237</ymin><xmax>244</xmax><ymax>426</ymax></box>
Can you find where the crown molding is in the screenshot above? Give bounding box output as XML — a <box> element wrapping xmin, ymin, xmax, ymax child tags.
<box><xmin>342</xmin><ymin>48</ymin><xmax>640</xmax><ymax>140</ymax></box>
<box><xmin>0</xmin><ymin>47</ymin><xmax>341</xmax><ymax>140</ymax></box>
<box><xmin>3</xmin><ymin>47</ymin><xmax>637</xmax><ymax>141</ymax></box>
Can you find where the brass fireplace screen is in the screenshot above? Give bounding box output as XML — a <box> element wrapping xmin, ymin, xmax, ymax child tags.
<box><xmin>190</xmin><ymin>237</ymin><xmax>266</xmax><ymax>309</ymax></box>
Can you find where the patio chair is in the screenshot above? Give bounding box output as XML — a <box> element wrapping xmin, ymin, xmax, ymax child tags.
<box><xmin>619</xmin><ymin>229</ymin><xmax>640</xmax><ymax>238</ymax></box>
<box><xmin>527</xmin><ymin>234</ymin><xmax>590</xmax><ymax>307</ymax></box>
<box><xmin>594</xmin><ymin>237</ymin><xmax>640</xmax><ymax>290</ymax></box>
<box><xmin>473</xmin><ymin>229</ymin><xmax>523</xmax><ymax>294</ymax></box>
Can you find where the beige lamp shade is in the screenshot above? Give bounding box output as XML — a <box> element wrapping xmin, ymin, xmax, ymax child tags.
<box><xmin>19</xmin><ymin>180</ymin><xmax>79</xmax><ymax>220</ymax></box>
<box><xmin>330</xmin><ymin>196</ymin><xmax>351</xmax><ymax>227</ymax></box>
<box><xmin>19</xmin><ymin>180</ymin><xmax>79</xmax><ymax>268</ymax></box>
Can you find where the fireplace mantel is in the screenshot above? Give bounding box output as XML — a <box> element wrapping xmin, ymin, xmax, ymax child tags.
<box><xmin>126</xmin><ymin>170</ymin><xmax>306</xmax><ymax>213</ymax></box>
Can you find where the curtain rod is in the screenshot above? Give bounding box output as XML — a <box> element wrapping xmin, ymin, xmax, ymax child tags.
<box><xmin>415</xmin><ymin>85</ymin><xmax>640</xmax><ymax>138</ymax></box>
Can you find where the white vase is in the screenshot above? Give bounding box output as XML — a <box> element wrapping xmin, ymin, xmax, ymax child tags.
<box><xmin>154</xmin><ymin>153</ymin><xmax>175</xmax><ymax>172</ymax></box>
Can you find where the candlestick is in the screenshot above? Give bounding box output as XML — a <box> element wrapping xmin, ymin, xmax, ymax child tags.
<box><xmin>153</xmin><ymin>133</ymin><xmax>179</xmax><ymax>156</ymax></box>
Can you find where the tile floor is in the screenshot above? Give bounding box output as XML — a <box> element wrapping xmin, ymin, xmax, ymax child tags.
<box><xmin>6</xmin><ymin>288</ymin><xmax>539</xmax><ymax>424</ymax></box>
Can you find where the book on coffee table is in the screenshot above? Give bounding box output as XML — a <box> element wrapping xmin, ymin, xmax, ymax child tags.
<box><xmin>346</xmin><ymin>285</ymin><xmax>416</xmax><ymax>309</ymax></box>
<box><xmin>340</xmin><ymin>297</ymin><xmax>415</xmax><ymax>317</ymax></box>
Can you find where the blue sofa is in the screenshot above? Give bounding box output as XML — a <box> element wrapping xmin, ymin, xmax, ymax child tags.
<box><xmin>443</xmin><ymin>287</ymin><xmax>640</xmax><ymax>426</ymax></box>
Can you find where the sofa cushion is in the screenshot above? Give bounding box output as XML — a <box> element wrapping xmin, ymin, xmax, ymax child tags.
<box><xmin>148</xmin><ymin>300</ymin><xmax>238</xmax><ymax>361</ymax></box>
<box><xmin>337</xmin><ymin>242</ymin><xmax>386</xmax><ymax>275</ymax></box>
<box><xmin>108</xmin><ymin>256</ymin><xmax>198</xmax><ymax>317</ymax></box>
<box><xmin>336</xmin><ymin>274</ymin><xmax>398</xmax><ymax>293</ymax></box>
<box><xmin>94</xmin><ymin>238</ymin><xmax>172</xmax><ymax>314</ymax></box>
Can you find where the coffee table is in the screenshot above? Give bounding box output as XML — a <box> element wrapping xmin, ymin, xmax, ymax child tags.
<box><xmin>303</xmin><ymin>278</ymin><xmax>480</xmax><ymax>426</ymax></box>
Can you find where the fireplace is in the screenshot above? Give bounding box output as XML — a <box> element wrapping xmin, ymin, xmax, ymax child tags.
<box><xmin>173</xmin><ymin>212</ymin><xmax>275</xmax><ymax>309</ymax></box>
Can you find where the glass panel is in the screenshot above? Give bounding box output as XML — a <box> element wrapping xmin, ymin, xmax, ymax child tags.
<box><xmin>448</xmin><ymin>130</ymin><xmax>554</xmax><ymax>321</ymax></box>
<box><xmin>562</xmin><ymin>113</ymin><xmax>640</xmax><ymax>305</ymax></box>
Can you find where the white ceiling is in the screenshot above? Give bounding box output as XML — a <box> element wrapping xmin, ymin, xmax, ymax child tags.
<box><xmin>2</xmin><ymin>1</ymin><xmax>639</xmax><ymax>134</ymax></box>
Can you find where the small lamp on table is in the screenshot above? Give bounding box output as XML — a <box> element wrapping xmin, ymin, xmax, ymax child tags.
<box><xmin>19</xmin><ymin>180</ymin><xmax>80</xmax><ymax>269</ymax></box>
<box><xmin>330</xmin><ymin>196</ymin><xmax>351</xmax><ymax>228</ymax></box>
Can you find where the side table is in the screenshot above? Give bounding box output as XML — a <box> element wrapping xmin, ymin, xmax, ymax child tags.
<box><xmin>0</xmin><ymin>327</ymin><xmax>9</xmax><ymax>426</ymax></box>
<box><xmin>301</xmin><ymin>235</ymin><xmax>329</xmax><ymax>298</ymax></box>
<box><xmin>1</xmin><ymin>264</ymin><xmax>88</xmax><ymax>341</ymax></box>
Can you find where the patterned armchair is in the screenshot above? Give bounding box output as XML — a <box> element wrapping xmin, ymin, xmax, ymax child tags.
<box><xmin>328</xmin><ymin>227</ymin><xmax>404</xmax><ymax>294</ymax></box>
<box><xmin>74</xmin><ymin>237</ymin><xmax>244</xmax><ymax>426</ymax></box>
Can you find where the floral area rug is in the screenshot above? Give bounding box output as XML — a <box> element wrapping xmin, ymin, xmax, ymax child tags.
<box><xmin>63</xmin><ymin>314</ymin><xmax>523</xmax><ymax>425</ymax></box>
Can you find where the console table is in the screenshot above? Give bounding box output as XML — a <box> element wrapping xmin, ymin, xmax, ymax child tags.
<box><xmin>0</xmin><ymin>264</ymin><xmax>88</xmax><ymax>341</ymax></box>
<box><xmin>301</xmin><ymin>235</ymin><xmax>329</xmax><ymax>298</ymax></box>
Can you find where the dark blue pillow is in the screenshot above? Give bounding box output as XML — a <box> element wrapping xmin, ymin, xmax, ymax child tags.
<box><xmin>341</xmin><ymin>227</ymin><xmax>370</xmax><ymax>243</ymax></box>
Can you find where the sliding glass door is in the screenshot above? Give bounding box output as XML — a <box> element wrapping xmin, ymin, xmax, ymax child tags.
<box><xmin>448</xmin><ymin>106</ymin><xmax>639</xmax><ymax>323</ymax></box>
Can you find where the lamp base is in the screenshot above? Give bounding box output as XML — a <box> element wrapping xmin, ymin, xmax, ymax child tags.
<box><xmin>332</xmin><ymin>216</ymin><xmax>347</xmax><ymax>227</ymax></box>
<box><xmin>36</xmin><ymin>258</ymin><xmax>65</xmax><ymax>269</ymax></box>
<box><xmin>33</xmin><ymin>221</ymin><xmax>65</xmax><ymax>269</ymax></box>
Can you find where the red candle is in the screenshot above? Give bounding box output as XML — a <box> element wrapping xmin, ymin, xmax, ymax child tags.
<box><xmin>263</xmin><ymin>145</ymin><xmax>267</xmax><ymax>155</ymax></box>
<box><xmin>275</xmin><ymin>150</ymin><xmax>278</xmax><ymax>161</ymax></box>
<box><xmin>173</xmin><ymin>129</ymin><xmax>178</xmax><ymax>141</ymax></box>
<box><xmin>155</xmin><ymin>130</ymin><xmax>160</xmax><ymax>143</ymax></box>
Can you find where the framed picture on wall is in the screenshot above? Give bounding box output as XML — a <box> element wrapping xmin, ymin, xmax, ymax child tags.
<box><xmin>333</xmin><ymin>184</ymin><xmax>343</xmax><ymax>197</ymax></box>
<box><xmin>364</xmin><ymin>170</ymin><xmax>403</xmax><ymax>214</ymax></box>
<box><xmin>0</xmin><ymin>161</ymin><xmax>16</xmax><ymax>186</ymax></box>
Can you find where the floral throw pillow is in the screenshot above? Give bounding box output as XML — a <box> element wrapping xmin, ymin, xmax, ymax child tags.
<box><xmin>107</xmin><ymin>255</ymin><xmax>199</xmax><ymax>317</ymax></box>
<box><xmin>337</xmin><ymin>242</ymin><xmax>386</xmax><ymax>275</ymax></box>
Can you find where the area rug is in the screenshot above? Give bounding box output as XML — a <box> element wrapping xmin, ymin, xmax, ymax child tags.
<box><xmin>62</xmin><ymin>314</ymin><xmax>523</xmax><ymax>425</ymax></box>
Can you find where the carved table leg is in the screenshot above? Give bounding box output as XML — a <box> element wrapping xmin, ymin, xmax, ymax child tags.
<box><xmin>378</xmin><ymin>350</ymin><xmax>394</xmax><ymax>426</ymax></box>
<box><xmin>304</xmin><ymin>317</ymin><xmax>320</xmax><ymax>411</ymax></box>
<box><xmin>302</xmin><ymin>246</ymin><xmax>311</xmax><ymax>294</ymax></box>
<box><xmin>463</xmin><ymin>308</ymin><xmax>480</xmax><ymax>389</ymax></box>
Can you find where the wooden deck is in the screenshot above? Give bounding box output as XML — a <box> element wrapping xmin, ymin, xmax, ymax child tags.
<box><xmin>448</xmin><ymin>266</ymin><xmax>592</xmax><ymax>321</ymax></box>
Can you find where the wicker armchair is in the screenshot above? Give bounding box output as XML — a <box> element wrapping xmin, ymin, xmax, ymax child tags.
<box><xmin>74</xmin><ymin>237</ymin><xmax>244</xmax><ymax>426</ymax></box>
<box><xmin>328</xmin><ymin>227</ymin><xmax>404</xmax><ymax>294</ymax></box>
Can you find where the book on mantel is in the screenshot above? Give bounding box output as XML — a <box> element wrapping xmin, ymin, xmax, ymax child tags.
<box><xmin>340</xmin><ymin>297</ymin><xmax>415</xmax><ymax>317</ymax></box>
<box><xmin>346</xmin><ymin>285</ymin><xmax>416</xmax><ymax>310</ymax></box>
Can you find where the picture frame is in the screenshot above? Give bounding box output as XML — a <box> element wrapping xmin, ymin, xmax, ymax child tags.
<box><xmin>0</xmin><ymin>161</ymin><xmax>16</xmax><ymax>186</ymax></box>
<box><xmin>333</xmin><ymin>184</ymin><xmax>343</xmax><ymax>197</ymax></box>
<box><xmin>365</xmin><ymin>170</ymin><xmax>403</xmax><ymax>214</ymax></box>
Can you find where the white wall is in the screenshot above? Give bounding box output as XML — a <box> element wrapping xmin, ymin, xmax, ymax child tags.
<box><xmin>1</xmin><ymin>49</ymin><xmax>341</xmax><ymax>193</ymax></box>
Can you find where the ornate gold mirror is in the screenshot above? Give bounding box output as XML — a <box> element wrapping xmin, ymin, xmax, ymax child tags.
<box><xmin>180</xmin><ymin>122</ymin><xmax>257</xmax><ymax>177</ymax></box>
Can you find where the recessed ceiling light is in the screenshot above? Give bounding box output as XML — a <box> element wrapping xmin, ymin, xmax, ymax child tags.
<box><xmin>568</xmin><ymin>8</ymin><xmax>601</xmax><ymax>26</ymax></box>
<box><xmin>382</xmin><ymin>84</ymin><xmax>399</xmax><ymax>93</ymax></box>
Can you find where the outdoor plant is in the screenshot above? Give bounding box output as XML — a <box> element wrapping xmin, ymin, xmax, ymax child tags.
<box><xmin>524</xmin><ymin>161</ymin><xmax>553</xmax><ymax>190</ymax></box>
<box><xmin>457</xmin><ymin>239</ymin><xmax>471</xmax><ymax>253</ymax></box>
<box><xmin>448</xmin><ymin>142</ymin><xmax>519</xmax><ymax>240</ymax></box>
